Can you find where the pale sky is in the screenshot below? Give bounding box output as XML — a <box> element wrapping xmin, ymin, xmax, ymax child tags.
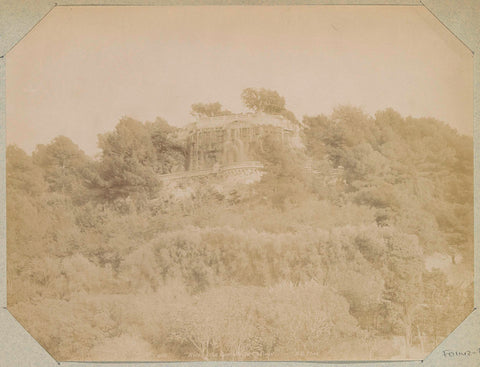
<box><xmin>6</xmin><ymin>5</ymin><xmax>473</xmax><ymax>156</ymax></box>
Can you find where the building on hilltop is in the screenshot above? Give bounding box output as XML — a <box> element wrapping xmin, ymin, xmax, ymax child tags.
<box><xmin>159</xmin><ymin>113</ymin><xmax>343</xmax><ymax>187</ymax></box>
<box><xmin>183</xmin><ymin>112</ymin><xmax>302</xmax><ymax>171</ymax></box>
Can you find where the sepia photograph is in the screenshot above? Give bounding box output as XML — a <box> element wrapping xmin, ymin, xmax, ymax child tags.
<box><xmin>4</xmin><ymin>4</ymin><xmax>474</xmax><ymax>362</ymax></box>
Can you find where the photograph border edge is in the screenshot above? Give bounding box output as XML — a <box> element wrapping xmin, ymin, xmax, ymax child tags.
<box><xmin>0</xmin><ymin>0</ymin><xmax>478</xmax><ymax>366</ymax></box>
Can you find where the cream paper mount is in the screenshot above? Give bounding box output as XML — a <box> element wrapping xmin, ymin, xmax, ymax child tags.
<box><xmin>0</xmin><ymin>1</ymin><xmax>479</xmax><ymax>366</ymax></box>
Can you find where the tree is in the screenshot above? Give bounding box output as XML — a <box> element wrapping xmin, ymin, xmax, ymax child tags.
<box><xmin>7</xmin><ymin>145</ymin><xmax>46</xmax><ymax>196</ymax></box>
<box><xmin>303</xmin><ymin>114</ymin><xmax>330</xmax><ymax>160</ymax></box>
<box><xmin>251</xmin><ymin>133</ymin><xmax>310</xmax><ymax>211</ymax></box>
<box><xmin>147</xmin><ymin>117</ymin><xmax>186</xmax><ymax>174</ymax></box>
<box><xmin>241</xmin><ymin>88</ymin><xmax>298</xmax><ymax>123</ymax></box>
<box><xmin>190</xmin><ymin>102</ymin><xmax>232</xmax><ymax>118</ymax></box>
<box><xmin>32</xmin><ymin>136</ymin><xmax>94</xmax><ymax>198</ymax></box>
<box><xmin>6</xmin><ymin>145</ymin><xmax>49</xmax><ymax>260</ymax></box>
<box><xmin>97</xmin><ymin>117</ymin><xmax>159</xmax><ymax>200</ymax></box>
<box><xmin>241</xmin><ymin>88</ymin><xmax>285</xmax><ymax>114</ymax></box>
<box><xmin>382</xmin><ymin>230</ymin><xmax>424</xmax><ymax>358</ymax></box>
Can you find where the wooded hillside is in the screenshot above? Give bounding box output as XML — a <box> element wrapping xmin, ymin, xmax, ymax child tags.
<box><xmin>6</xmin><ymin>101</ymin><xmax>473</xmax><ymax>361</ymax></box>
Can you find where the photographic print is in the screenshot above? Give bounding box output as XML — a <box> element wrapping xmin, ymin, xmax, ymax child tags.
<box><xmin>5</xmin><ymin>5</ymin><xmax>474</xmax><ymax>362</ymax></box>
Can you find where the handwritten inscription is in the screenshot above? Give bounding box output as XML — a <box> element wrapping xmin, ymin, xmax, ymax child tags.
<box><xmin>442</xmin><ymin>349</ymin><xmax>480</xmax><ymax>358</ymax></box>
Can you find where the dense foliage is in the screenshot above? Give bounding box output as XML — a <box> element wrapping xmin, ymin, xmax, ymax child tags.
<box><xmin>6</xmin><ymin>103</ymin><xmax>473</xmax><ymax>361</ymax></box>
<box><xmin>190</xmin><ymin>102</ymin><xmax>233</xmax><ymax>118</ymax></box>
<box><xmin>242</xmin><ymin>88</ymin><xmax>298</xmax><ymax>123</ymax></box>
